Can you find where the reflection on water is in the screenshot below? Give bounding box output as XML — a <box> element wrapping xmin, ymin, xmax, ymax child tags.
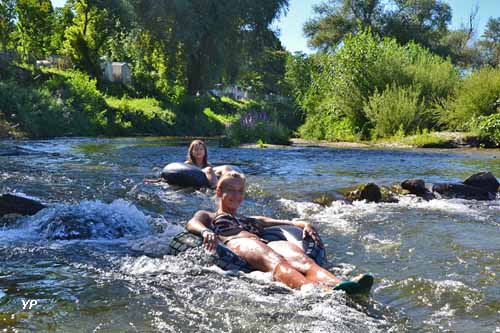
<box><xmin>0</xmin><ymin>137</ymin><xmax>499</xmax><ymax>332</ymax></box>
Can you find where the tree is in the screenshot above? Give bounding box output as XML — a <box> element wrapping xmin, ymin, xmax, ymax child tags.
<box><xmin>62</xmin><ymin>0</ymin><xmax>130</xmax><ymax>77</ymax></box>
<box><xmin>383</xmin><ymin>0</ymin><xmax>451</xmax><ymax>54</ymax></box>
<box><xmin>304</xmin><ymin>0</ymin><xmax>452</xmax><ymax>55</ymax></box>
<box><xmin>132</xmin><ymin>0</ymin><xmax>289</xmax><ymax>95</ymax></box>
<box><xmin>15</xmin><ymin>0</ymin><xmax>55</xmax><ymax>60</ymax></box>
<box><xmin>0</xmin><ymin>0</ymin><xmax>16</xmax><ymax>52</ymax></box>
<box><xmin>50</xmin><ymin>4</ymin><xmax>75</xmax><ymax>54</ymax></box>
<box><xmin>438</xmin><ymin>5</ymin><xmax>481</xmax><ymax>68</ymax></box>
<box><xmin>304</xmin><ymin>0</ymin><xmax>384</xmax><ymax>51</ymax></box>
<box><xmin>477</xmin><ymin>17</ymin><xmax>500</xmax><ymax>67</ymax></box>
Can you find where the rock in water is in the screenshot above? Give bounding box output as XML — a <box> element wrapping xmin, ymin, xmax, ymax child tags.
<box><xmin>431</xmin><ymin>183</ymin><xmax>493</xmax><ymax>200</ymax></box>
<box><xmin>347</xmin><ymin>183</ymin><xmax>382</xmax><ymax>203</ymax></box>
<box><xmin>0</xmin><ymin>194</ymin><xmax>46</xmax><ymax>216</ymax></box>
<box><xmin>401</xmin><ymin>179</ymin><xmax>435</xmax><ymax>200</ymax></box>
<box><xmin>463</xmin><ymin>172</ymin><xmax>499</xmax><ymax>194</ymax></box>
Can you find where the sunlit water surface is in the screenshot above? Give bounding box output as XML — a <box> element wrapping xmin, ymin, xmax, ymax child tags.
<box><xmin>1</xmin><ymin>137</ymin><xmax>499</xmax><ymax>332</ymax></box>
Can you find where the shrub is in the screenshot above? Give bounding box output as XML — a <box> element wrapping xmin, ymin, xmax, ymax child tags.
<box><xmin>224</xmin><ymin>120</ymin><xmax>289</xmax><ymax>146</ymax></box>
<box><xmin>0</xmin><ymin>80</ymin><xmax>67</xmax><ymax>137</ymax></box>
<box><xmin>442</xmin><ymin>67</ymin><xmax>500</xmax><ymax>131</ymax></box>
<box><xmin>43</xmin><ymin>70</ymin><xmax>108</xmax><ymax>135</ymax></box>
<box><xmin>296</xmin><ymin>28</ymin><xmax>458</xmax><ymax>140</ymax></box>
<box><xmin>364</xmin><ymin>85</ymin><xmax>427</xmax><ymax>138</ymax></box>
<box><xmin>477</xmin><ymin>113</ymin><xmax>500</xmax><ymax>146</ymax></box>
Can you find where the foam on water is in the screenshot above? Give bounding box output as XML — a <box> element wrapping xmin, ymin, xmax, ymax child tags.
<box><xmin>362</xmin><ymin>233</ymin><xmax>401</xmax><ymax>253</ymax></box>
<box><xmin>21</xmin><ymin>199</ymin><xmax>153</xmax><ymax>240</ymax></box>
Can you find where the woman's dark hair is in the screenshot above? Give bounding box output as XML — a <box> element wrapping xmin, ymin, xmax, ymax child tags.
<box><xmin>187</xmin><ymin>140</ymin><xmax>208</xmax><ymax>167</ymax></box>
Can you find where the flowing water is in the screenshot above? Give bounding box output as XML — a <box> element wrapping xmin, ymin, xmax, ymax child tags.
<box><xmin>0</xmin><ymin>137</ymin><xmax>499</xmax><ymax>332</ymax></box>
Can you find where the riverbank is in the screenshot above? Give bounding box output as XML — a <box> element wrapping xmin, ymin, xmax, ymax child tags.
<box><xmin>290</xmin><ymin>131</ymin><xmax>498</xmax><ymax>149</ymax></box>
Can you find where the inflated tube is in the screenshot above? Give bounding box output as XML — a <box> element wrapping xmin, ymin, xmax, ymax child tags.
<box><xmin>161</xmin><ymin>162</ymin><xmax>209</xmax><ymax>188</ymax></box>
<box><xmin>169</xmin><ymin>225</ymin><xmax>326</xmax><ymax>272</ymax></box>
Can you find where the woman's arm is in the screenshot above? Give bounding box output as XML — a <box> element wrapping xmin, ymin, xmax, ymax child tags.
<box><xmin>186</xmin><ymin>210</ymin><xmax>217</xmax><ymax>251</ymax></box>
<box><xmin>251</xmin><ymin>216</ymin><xmax>323</xmax><ymax>247</ymax></box>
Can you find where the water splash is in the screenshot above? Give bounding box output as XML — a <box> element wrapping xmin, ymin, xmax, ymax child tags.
<box><xmin>25</xmin><ymin>199</ymin><xmax>152</xmax><ymax>240</ymax></box>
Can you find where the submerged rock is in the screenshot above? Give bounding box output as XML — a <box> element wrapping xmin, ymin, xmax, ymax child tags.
<box><xmin>312</xmin><ymin>191</ymin><xmax>349</xmax><ymax>206</ymax></box>
<box><xmin>0</xmin><ymin>194</ymin><xmax>46</xmax><ymax>217</ymax></box>
<box><xmin>34</xmin><ymin>199</ymin><xmax>151</xmax><ymax>240</ymax></box>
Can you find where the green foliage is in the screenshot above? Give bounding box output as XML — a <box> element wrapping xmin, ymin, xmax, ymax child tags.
<box><xmin>299</xmin><ymin>116</ymin><xmax>359</xmax><ymax>142</ymax></box>
<box><xmin>105</xmin><ymin>96</ymin><xmax>176</xmax><ymax>135</ymax></box>
<box><xmin>0</xmin><ymin>80</ymin><xmax>66</xmax><ymax>137</ymax></box>
<box><xmin>15</xmin><ymin>0</ymin><xmax>54</xmax><ymax>60</ymax></box>
<box><xmin>477</xmin><ymin>113</ymin><xmax>500</xmax><ymax>146</ymax></box>
<box><xmin>364</xmin><ymin>85</ymin><xmax>426</xmax><ymax>138</ymax></box>
<box><xmin>44</xmin><ymin>70</ymin><xmax>107</xmax><ymax>135</ymax></box>
<box><xmin>304</xmin><ymin>0</ymin><xmax>451</xmax><ymax>56</ymax></box>
<box><xmin>477</xmin><ymin>18</ymin><xmax>500</xmax><ymax>67</ymax></box>
<box><xmin>377</xmin><ymin>129</ymin><xmax>448</xmax><ymax>147</ymax></box>
<box><xmin>304</xmin><ymin>0</ymin><xmax>384</xmax><ymax>51</ymax></box>
<box><xmin>224</xmin><ymin>120</ymin><xmax>290</xmax><ymax>146</ymax></box>
<box><xmin>0</xmin><ymin>0</ymin><xmax>16</xmax><ymax>52</ymax></box>
<box><xmin>442</xmin><ymin>67</ymin><xmax>500</xmax><ymax>131</ymax></box>
<box><xmin>297</xmin><ymin>28</ymin><xmax>458</xmax><ymax>140</ymax></box>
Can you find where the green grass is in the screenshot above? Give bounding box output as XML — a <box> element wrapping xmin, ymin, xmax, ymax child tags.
<box><xmin>399</xmin><ymin>132</ymin><xmax>449</xmax><ymax>147</ymax></box>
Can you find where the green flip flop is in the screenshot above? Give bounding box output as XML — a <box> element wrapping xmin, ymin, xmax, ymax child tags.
<box><xmin>333</xmin><ymin>273</ymin><xmax>374</xmax><ymax>294</ymax></box>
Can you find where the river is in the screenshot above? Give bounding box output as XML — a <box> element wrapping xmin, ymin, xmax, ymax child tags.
<box><xmin>1</xmin><ymin>137</ymin><xmax>499</xmax><ymax>332</ymax></box>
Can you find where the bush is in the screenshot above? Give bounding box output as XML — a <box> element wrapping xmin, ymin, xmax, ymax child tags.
<box><xmin>296</xmin><ymin>28</ymin><xmax>459</xmax><ymax>140</ymax></box>
<box><xmin>43</xmin><ymin>70</ymin><xmax>108</xmax><ymax>135</ymax></box>
<box><xmin>477</xmin><ymin>113</ymin><xmax>500</xmax><ymax>146</ymax></box>
<box><xmin>224</xmin><ymin>120</ymin><xmax>290</xmax><ymax>146</ymax></box>
<box><xmin>442</xmin><ymin>67</ymin><xmax>500</xmax><ymax>131</ymax></box>
<box><xmin>0</xmin><ymin>80</ymin><xmax>67</xmax><ymax>137</ymax></box>
<box><xmin>364</xmin><ymin>85</ymin><xmax>427</xmax><ymax>138</ymax></box>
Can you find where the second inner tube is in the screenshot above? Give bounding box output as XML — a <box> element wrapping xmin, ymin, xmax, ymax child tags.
<box><xmin>161</xmin><ymin>162</ymin><xmax>209</xmax><ymax>188</ymax></box>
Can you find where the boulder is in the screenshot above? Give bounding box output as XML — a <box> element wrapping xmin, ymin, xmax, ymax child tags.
<box><xmin>431</xmin><ymin>183</ymin><xmax>493</xmax><ymax>200</ymax></box>
<box><xmin>463</xmin><ymin>172</ymin><xmax>499</xmax><ymax>194</ymax></box>
<box><xmin>401</xmin><ymin>179</ymin><xmax>435</xmax><ymax>200</ymax></box>
<box><xmin>347</xmin><ymin>183</ymin><xmax>382</xmax><ymax>203</ymax></box>
<box><xmin>0</xmin><ymin>194</ymin><xmax>46</xmax><ymax>216</ymax></box>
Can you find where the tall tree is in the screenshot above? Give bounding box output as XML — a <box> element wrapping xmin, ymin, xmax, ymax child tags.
<box><xmin>477</xmin><ymin>17</ymin><xmax>500</xmax><ymax>67</ymax></box>
<box><xmin>438</xmin><ymin>5</ymin><xmax>480</xmax><ymax>67</ymax></box>
<box><xmin>304</xmin><ymin>0</ymin><xmax>451</xmax><ymax>55</ymax></box>
<box><xmin>304</xmin><ymin>0</ymin><xmax>384</xmax><ymax>51</ymax></box>
<box><xmin>0</xmin><ymin>0</ymin><xmax>16</xmax><ymax>52</ymax></box>
<box><xmin>132</xmin><ymin>0</ymin><xmax>289</xmax><ymax>95</ymax></box>
<box><xmin>15</xmin><ymin>0</ymin><xmax>55</xmax><ymax>60</ymax></box>
<box><xmin>50</xmin><ymin>3</ymin><xmax>75</xmax><ymax>54</ymax></box>
<box><xmin>383</xmin><ymin>0</ymin><xmax>452</xmax><ymax>54</ymax></box>
<box><xmin>62</xmin><ymin>0</ymin><xmax>130</xmax><ymax>77</ymax></box>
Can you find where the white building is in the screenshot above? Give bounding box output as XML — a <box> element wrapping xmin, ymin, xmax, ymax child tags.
<box><xmin>100</xmin><ymin>60</ymin><xmax>131</xmax><ymax>84</ymax></box>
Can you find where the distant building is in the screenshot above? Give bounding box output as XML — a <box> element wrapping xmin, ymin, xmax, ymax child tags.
<box><xmin>100</xmin><ymin>59</ymin><xmax>131</xmax><ymax>84</ymax></box>
<box><xmin>209</xmin><ymin>84</ymin><xmax>289</xmax><ymax>102</ymax></box>
<box><xmin>209</xmin><ymin>84</ymin><xmax>250</xmax><ymax>100</ymax></box>
<box><xmin>35</xmin><ymin>55</ymin><xmax>70</xmax><ymax>70</ymax></box>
